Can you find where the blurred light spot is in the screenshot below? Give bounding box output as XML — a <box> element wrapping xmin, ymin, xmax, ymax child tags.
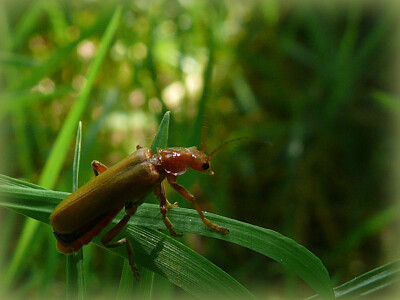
<box><xmin>72</xmin><ymin>75</ymin><xmax>87</xmax><ymax>90</ymax></box>
<box><xmin>77</xmin><ymin>40</ymin><xmax>96</xmax><ymax>60</ymax></box>
<box><xmin>129</xmin><ymin>90</ymin><xmax>146</xmax><ymax>108</ymax></box>
<box><xmin>159</xmin><ymin>20</ymin><xmax>177</xmax><ymax>36</ymax></box>
<box><xmin>111</xmin><ymin>40</ymin><xmax>127</xmax><ymax>61</ymax></box>
<box><xmin>32</xmin><ymin>78</ymin><xmax>55</xmax><ymax>95</ymax></box>
<box><xmin>182</xmin><ymin>56</ymin><xmax>200</xmax><ymax>73</ymax></box>
<box><xmin>149</xmin><ymin>97</ymin><xmax>162</xmax><ymax>114</ymax></box>
<box><xmin>178</xmin><ymin>14</ymin><xmax>192</xmax><ymax>30</ymax></box>
<box><xmin>185</xmin><ymin>74</ymin><xmax>202</xmax><ymax>99</ymax></box>
<box><xmin>162</xmin><ymin>82</ymin><xmax>185</xmax><ymax>109</ymax></box>
<box><xmin>128</xmin><ymin>42</ymin><xmax>148</xmax><ymax>61</ymax></box>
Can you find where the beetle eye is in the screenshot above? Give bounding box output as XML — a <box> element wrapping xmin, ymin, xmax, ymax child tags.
<box><xmin>202</xmin><ymin>162</ymin><xmax>210</xmax><ymax>170</ymax></box>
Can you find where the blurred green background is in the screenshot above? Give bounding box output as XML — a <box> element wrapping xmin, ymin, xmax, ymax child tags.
<box><xmin>0</xmin><ymin>0</ymin><xmax>398</xmax><ymax>298</ymax></box>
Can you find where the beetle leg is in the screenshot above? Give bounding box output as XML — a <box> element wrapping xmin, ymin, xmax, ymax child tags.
<box><xmin>101</xmin><ymin>204</ymin><xmax>140</xmax><ymax>280</ymax></box>
<box><xmin>154</xmin><ymin>184</ymin><xmax>183</xmax><ymax>237</ymax></box>
<box><xmin>161</xmin><ymin>181</ymin><xmax>179</xmax><ymax>208</ymax></box>
<box><xmin>91</xmin><ymin>160</ymin><xmax>108</xmax><ymax>176</ymax></box>
<box><xmin>166</xmin><ymin>175</ymin><xmax>229</xmax><ymax>234</ymax></box>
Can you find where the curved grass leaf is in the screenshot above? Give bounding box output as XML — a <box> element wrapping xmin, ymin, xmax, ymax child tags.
<box><xmin>0</xmin><ymin>183</ymin><xmax>334</xmax><ymax>298</ymax></box>
<box><xmin>307</xmin><ymin>259</ymin><xmax>400</xmax><ymax>299</ymax></box>
<box><xmin>333</xmin><ymin>259</ymin><xmax>400</xmax><ymax>298</ymax></box>
<box><xmin>0</xmin><ymin>185</ymin><xmax>254</xmax><ymax>299</ymax></box>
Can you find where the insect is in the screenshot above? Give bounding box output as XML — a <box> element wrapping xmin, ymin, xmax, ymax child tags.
<box><xmin>50</xmin><ymin>139</ymin><xmax>239</xmax><ymax>279</ymax></box>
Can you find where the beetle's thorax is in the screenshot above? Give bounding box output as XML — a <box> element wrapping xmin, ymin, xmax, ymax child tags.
<box><xmin>150</xmin><ymin>147</ymin><xmax>209</xmax><ymax>176</ymax></box>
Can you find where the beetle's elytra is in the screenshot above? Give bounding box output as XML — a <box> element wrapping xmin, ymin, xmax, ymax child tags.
<box><xmin>50</xmin><ymin>143</ymin><xmax>232</xmax><ymax>280</ymax></box>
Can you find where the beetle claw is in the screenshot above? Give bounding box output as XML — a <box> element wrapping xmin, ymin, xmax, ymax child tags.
<box><xmin>167</xmin><ymin>201</ymin><xmax>179</xmax><ymax>208</ymax></box>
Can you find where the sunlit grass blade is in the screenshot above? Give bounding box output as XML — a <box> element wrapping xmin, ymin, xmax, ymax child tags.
<box><xmin>0</xmin><ymin>185</ymin><xmax>254</xmax><ymax>299</ymax></box>
<box><xmin>4</xmin><ymin>6</ymin><xmax>122</xmax><ymax>290</ymax></box>
<box><xmin>39</xmin><ymin>6</ymin><xmax>122</xmax><ymax>188</ymax></box>
<box><xmin>66</xmin><ymin>121</ymin><xmax>86</xmax><ymax>300</ymax></box>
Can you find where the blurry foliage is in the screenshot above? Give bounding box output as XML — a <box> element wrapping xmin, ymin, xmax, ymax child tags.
<box><xmin>0</xmin><ymin>0</ymin><xmax>398</xmax><ymax>298</ymax></box>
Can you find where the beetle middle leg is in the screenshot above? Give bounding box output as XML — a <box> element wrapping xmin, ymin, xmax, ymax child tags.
<box><xmin>101</xmin><ymin>202</ymin><xmax>140</xmax><ymax>280</ymax></box>
<box><xmin>91</xmin><ymin>160</ymin><xmax>108</xmax><ymax>176</ymax></box>
<box><xmin>154</xmin><ymin>182</ymin><xmax>182</xmax><ymax>237</ymax></box>
<box><xmin>166</xmin><ymin>175</ymin><xmax>229</xmax><ymax>234</ymax></box>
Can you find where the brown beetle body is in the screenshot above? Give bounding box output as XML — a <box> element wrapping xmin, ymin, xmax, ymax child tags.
<box><xmin>51</xmin><ymin>147</ymin><xmax>160</xmax><ymax>234</ymax></box>
<box><xmin>50</xmin><ymin>143</ymin><xmax>231</xmax><ymax>280</ymax></box>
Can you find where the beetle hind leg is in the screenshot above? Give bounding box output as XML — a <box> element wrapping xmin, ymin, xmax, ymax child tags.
<box><xmin>101</xmin><ymin>203</ymin><xmax>140</xmax><ymax>280</ymax></box>
<box><xmin>91</xmin><ymin>160</ymin><xmax>108</xmax><ymax>176</ymax></box>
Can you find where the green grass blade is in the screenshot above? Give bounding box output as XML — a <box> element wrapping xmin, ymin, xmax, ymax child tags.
<box><xmin>72</xmin><ymin>121</ymin><xmax>82</xmax><ymax>192</ymax></box>
<box><xmin>0</xmin><ymin>185</ymin><xmax>254</xmax><ymax>299</ymax></box>
<box><xmin>0</xmin><ymin>184</ymin><xmax>334</xmax><ymax>298</ymax></box>
<box><xmin>66</xmin><ymin>121</ymin><xmax>86</xmax><ymax>300</ymax></box>
<box><xmin>333</xmin><ymin>259</ymin><xmax>400</xmax><ymax>298</ymax></box>
<box><xmin>4</xmin><ymin>6</ymin><xmax>122</xmax><ymax>290</ymax></box>
<box><xmin>150</xmin><ymin>111</ymin><xmax>170</xmax><ymax>152</ymax></box>
<box><xmin>307</xmin><ymin>259</ymin><xmax>400</xmax><ymax>299</ymax></box>
<box><xmin>0</xmin><ymin>174</ymin><xmax>47</xmax><ymax>190</ymax></box>
<box><xmin>39</xmin><ymin>6</ymin><xmax>122</xmax><ymax>188</ymax></box>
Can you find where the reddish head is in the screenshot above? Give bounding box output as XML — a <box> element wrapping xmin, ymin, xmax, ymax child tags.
<box><xmin>151</xmin><ymin>137</ymin><xmax>245</xmax><ymax>177</ymax></box>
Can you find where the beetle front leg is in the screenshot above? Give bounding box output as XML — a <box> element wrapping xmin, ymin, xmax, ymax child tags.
<box><xmin>101</xmin><ymin>202</ymin><xmax>140</xmax><ymax>280</ymax></box>
<box><xmin>91</xmin><ymin>160</ymin><xmax>108</xmax><ymax>176</ymax></box>
<box><xmin>167</xmin><ymin>175</ymin><xmax>229</xmax><ymax>234</ymax></box>
<box><xmin>161</xmin><ymin>181</ymin><xmax>179</xmax><ymax>208</ymax></box>
<box><xmin>154</xmin><ymin>183</ymin><xmax>182</xmax><ymax>237</ymax></box>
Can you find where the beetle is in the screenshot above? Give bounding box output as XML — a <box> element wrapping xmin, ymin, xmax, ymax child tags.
<box><xmin>50</xmin><ymin>139</ymin><xmax>239</xmax><ymax>279</ymax></box>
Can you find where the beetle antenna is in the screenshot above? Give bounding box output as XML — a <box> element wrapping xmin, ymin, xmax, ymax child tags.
<box><xmin>201</xmin><ymin>126</ymin><xmax>208</xmax><ymax>152</ymax></box>
<box><xmin>207</xmin><ymin>137</ymin><xmax>248</xmax><ymax>160</ymax></box>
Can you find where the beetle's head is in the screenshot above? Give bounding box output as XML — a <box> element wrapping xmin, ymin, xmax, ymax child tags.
<box><xmin>188</xmin><ymin>147</ymin><xmax>214</xmax><ymax>175</ymax></box>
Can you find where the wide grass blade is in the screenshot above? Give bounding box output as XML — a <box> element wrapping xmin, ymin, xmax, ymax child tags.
<box><xmin>0</xmin><ymin>182</ymin><xmax>336</xmax><ymax>298</ymax></box>
<box><xmin>0</xmin><ymin>185</ymin><xmax>254</xmax><ymax>299</ymax></box>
